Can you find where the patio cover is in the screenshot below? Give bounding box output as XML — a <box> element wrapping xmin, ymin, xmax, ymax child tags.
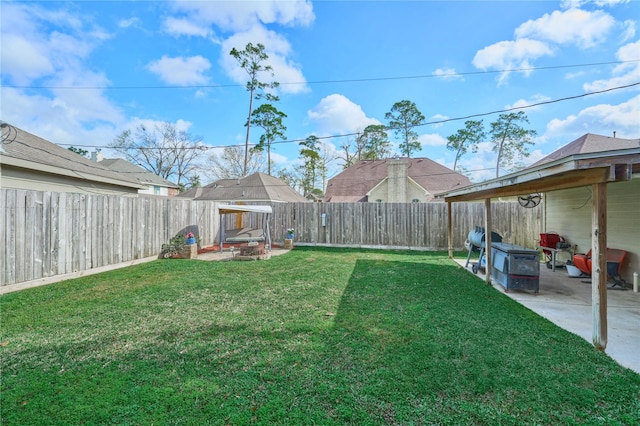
<box><xmin>217</xmin><ymin>204</ymin><xmax>273</xmax><ymax>252</ymax></box>
<box><xmin>438</xmin><ymin>146</ymin><xmax>640</xmax><ymax>352</ymax></box>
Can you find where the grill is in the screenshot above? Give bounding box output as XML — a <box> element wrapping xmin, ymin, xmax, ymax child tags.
<box><xmin>465</xmin><ymin>226</ymin><xmax>503</xmax><ymax>274</ymax></box>
<box><xmin>491</xmin><ymin>242</ymin><xmax>540</xmax><ymax>293</ymax></box>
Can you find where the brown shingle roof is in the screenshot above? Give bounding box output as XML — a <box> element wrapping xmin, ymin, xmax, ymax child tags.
<box><xmin>324</xmin><ymin>158</ymin><xmax>471</xmax><ymax>202</ymax></box>
<box><xmin>178</xmin><ymin>172</ymin><xmax>306</xmax><ymax>202</ymax></box>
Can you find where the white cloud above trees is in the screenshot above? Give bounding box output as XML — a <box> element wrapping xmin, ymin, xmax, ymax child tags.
<box><xmin>472</xmin><ymin>6</ymin><xmax>619</xmax><ymax>84</ymax></box>
<box><xmin>166</xmin><ymin>0</ymin><xmax>313</xmax><ymax>95</ymax></box>
<box><xmin>515</xmin><ymin>9</ymin><xmax>615</xmax><ymax>48</ymax></box>
<box><xmin>147</xmin><ymin>56</ymin><xmax>211</xmax><ymax>85</ymax></box>
<box><xmin>307</xmin><ymin>94</ymin><xmax>380</xmax><ymax>135</ymax></box>
<box><xmin>546</xmin><ymin>94</ymin><xmax>640</xmax><ymax>138</ymax></box>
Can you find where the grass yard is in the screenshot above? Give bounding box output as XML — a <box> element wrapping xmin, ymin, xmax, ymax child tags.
<box><xmin>1</xmin><ymin>247</ymin><xmax>639</xmax><ymax>425</ymax></box>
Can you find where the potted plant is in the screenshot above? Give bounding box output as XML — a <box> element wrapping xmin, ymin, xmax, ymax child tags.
<box><xmin>185</xmin><ymin>232</ymin><xmax>196</xmax><ymax>245</ymax></box>
<box><xmin>286</xmin><ymin>228</ymin><xmax>295</xmax><ymax>240</ymax></box>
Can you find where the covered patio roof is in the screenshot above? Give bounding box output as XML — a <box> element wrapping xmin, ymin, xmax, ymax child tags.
<box><xmin>441</xmin><ymin>147</ymin><xmax>640</xmax><ymax>202</ymax></box>
<box><xmin>439</xmin><ymin>146</ymin><xmax>640</xmax><ymax>352</ymax></box>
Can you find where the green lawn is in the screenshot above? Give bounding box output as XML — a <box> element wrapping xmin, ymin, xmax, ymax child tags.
<box><xmin>1</xmin><ymin>247</ymin><xmax>639</xmax><ymax>425</ymax></box>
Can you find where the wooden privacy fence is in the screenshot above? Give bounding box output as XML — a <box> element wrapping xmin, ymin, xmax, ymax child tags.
<box><xmin>1</xmin><ymin>189</ymin><xmax>220</xmax><ymax>287</ymax></box>
<box><xmin>270</xmin><ymin>202</ymin><xmax>541</xmax><ymax>250</ymax></box>
<box><xmin>1</xmin><ymin>188</ymin><xmax>541</xmax><ymax>288</ymax></box>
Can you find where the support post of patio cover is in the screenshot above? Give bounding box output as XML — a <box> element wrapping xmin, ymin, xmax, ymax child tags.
<box><xmin>592</xmin><ymin>182</ymin><xmax>608</xmax><ymax>351</ymax></box>
<box><xmin>484</xmin><ymin>198</ymin><xmax>492</xmax><ymax>285</ymax></box>
<box><xmin>447</xmin><ymin>201</ymin><xmax>453</xmax><ymax>259</ymax></box>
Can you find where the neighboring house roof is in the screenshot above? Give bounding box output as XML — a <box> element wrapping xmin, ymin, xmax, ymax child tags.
<box><xmin>305</xmin><ymin>192</ymin><xmax>324</xmax><ymax>202</ymax></box>
<box><xmin>440</xmin><ymin>133</ymin><xmax>640</xmax><ymax>202</ymax></box>
<box><xmin>99</xmin><ymin>158</ymin><xmax>179</xmax><ymax>189</ymax></box>
<box><xmin>531</xmin><ymin>133</ymin><xmax>640</xmax><ymax>167</ymax></box>
<box><xmin>178</xmin><ymin>172</ymin><xmax>306</xmax><ymax>203</ymax></box>
<box><xmin>0</xmin><ymin>124</ymin><xmax>143</xmax><ymax>191</ymax></box>
<box><xmin>324</xmin><ymin>158</ymin><xmax>471</xmax><ymax>202</ymax></box>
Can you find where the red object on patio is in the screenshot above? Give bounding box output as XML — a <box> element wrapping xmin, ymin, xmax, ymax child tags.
<box><xmin>573</xmin><ymin>248</ymin><xmax>628</xmax><ymax>287</ymax></box>
<box><xmin>539</xmin><ymin>232</ymin><xmax>570</xmax><ymax>268</ymax></box>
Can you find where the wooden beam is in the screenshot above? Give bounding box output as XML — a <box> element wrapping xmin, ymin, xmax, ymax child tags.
<box><xmin>577</xmin><ymin>153</ymin><xmax>640</xmax><ymax>169</ymax></box>
<box><xmin>445</xmin><ymin>168</ymin><xmax>610</xmax><ymax>202</ymax></box>
<box><xmin>592</xmin><ymin>182</ymin><xmax>608</xmax><ymax>351</ymax></box>
<box><xmin>484</xmin><ymin>198</ymin><xmax>492</xmax><ymax>285</ymax></box>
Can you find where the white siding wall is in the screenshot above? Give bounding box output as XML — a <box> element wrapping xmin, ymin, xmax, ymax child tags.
<box><xmin>544</xmin><ymin>178</ymin><xmax>640</xmax><ymax>282</ymax></box>
<box><xmin>2</xmin><ymin>166</ymin><xmax>139</xmax><ymax>196</ymax></box>
<box><xmin>369</xmin><ymin>180</ymin><xmax>428</xmax><ymax>203</ymax></box>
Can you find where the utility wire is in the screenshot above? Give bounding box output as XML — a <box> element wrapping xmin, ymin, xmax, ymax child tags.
<box><xmin>3</xmin><ymin>60</ymin><xmax>638</xmax><ymax>90</ymax></box>
<box><xmin>55</xmin><ymin>80</ymin><xmax>639</xmax><ymax>150</ymax></box>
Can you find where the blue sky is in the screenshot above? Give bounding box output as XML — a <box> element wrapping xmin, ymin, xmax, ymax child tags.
<box><xmin>2</xmin><ymin>0</ymin><xmax>639</xmax><ymax>184</ymax></box>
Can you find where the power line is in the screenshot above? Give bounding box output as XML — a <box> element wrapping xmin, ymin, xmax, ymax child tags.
<box><xmin>266</xmin><ymin>81</ymin><xmax>640</xmax><ymax>145</ymax></box>
<box><xmin>3</xmin><ymin>60</ymin><xmax>639</xmax><ymax>90</ymax></box>
<box><xmin>53</xmin><ymin>81</ymin><xmax>639</xmax><ymax>150</ymax></box>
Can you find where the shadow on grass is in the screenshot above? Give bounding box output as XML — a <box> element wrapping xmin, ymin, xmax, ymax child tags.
<box><xmin>317</xmin><ymin>258</ymin><xmax>640</xmax><ymax>424</ymax></box>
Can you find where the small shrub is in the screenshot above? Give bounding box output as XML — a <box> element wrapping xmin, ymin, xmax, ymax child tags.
<box><xmin>160</xmin><ymin>234</ymin><xmax>187</xmax><ymax>258</ymax></box>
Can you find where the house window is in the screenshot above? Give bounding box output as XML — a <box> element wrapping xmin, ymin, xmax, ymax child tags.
<box><xmin>412</xmin><ymin>198</ymin><xmax>420</xmax><ymax>203</ymax></box>
<box><xmin>375</xmin><ymin>199</ymin><xmax>383</xmax><ymax>203</ymax></box>
<box><xmin>154</xmin><ymin>186</ymin><xmax>161</xmax><ymax>195</ymax></box>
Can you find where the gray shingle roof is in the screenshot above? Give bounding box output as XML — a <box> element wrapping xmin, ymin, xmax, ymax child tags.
<box><xmin>1</xmin><ymin>124</ymin><xmax>142</xmax><ymax>188</ymax></box>
<box><xmin>99</xmin><ymin>158</ymin><xmax>178</xmax><ymax>188</ymax></box>
<box><xmin>324</xmin><ymin>158</ymin><xmax>471</xmax><ymax>202</ymax></box>
<box><xmin>531</xmin><ymin>133</ymin><xmax>640</xmax><ymax>167</ymax></box>
<box><xmin>178</xmin><ymin>172</ymin><xmax>306</xmax><ymax>202</ymax></box>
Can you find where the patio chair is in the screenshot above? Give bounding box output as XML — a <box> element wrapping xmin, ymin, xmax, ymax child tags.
<box><xmin>572</xmin><ymin>248</ymin><xmax>627</xmax><ymax>288</ymax></box>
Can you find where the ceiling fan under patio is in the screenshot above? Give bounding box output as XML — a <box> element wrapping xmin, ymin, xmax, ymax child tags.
<box><xmin>518</xmin><ymin>193</ymin><xmax>542</xmax><ymax>208</ymax></box>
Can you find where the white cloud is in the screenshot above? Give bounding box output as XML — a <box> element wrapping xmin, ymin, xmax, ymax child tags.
<box><xmin>118</xmin><ymin>17</ymin><xmax>140</xmax><ymax>29</ymax></box>
<box><xmin>164</xmin><ymin>17</ymin><xmax>213</xmax><ymax>38</ymax></box>
<box><xmin>123</xmin><ymin>117</ymin><xmax>194</xmax><ymax>133</ymax></box>
<box><xmin>472</xmin><ymin>38</ymin><xmax>553</xmax><ymax>83</ymax></box>
<box><xmin>428</xmin><ymin>114</ymin><xmax>450</xmax><ymax>128</ymax></box>
<box><xmin>0</xmin><ymin>3</ymin><xmax>110</xmax><ymax>85</ymax></box>
<box><xmin>515</xmin><ymin>9</ymin><xmax>615</xmax><ymax>48</ymax></box>
<box><xmin>168</xmin><ymin>0</ymin><xmax>314</xmax><ymax>34</ymax></box>
<box><xmin>0</xmin><ymin>34</ymin><xmax>54</xmax><ymax>83</ymax></box>
<box><xmin>472</xmin><ymin>6</ymin><xmax>624</xmax><ymax>85</ymax></box>
<box><xmin>1</xmin><ymin>87</ymin><xmax>123</xmax><ymax>150</ymax></box>
<box><xmin>620</xmin><ymin>20</ymin><xmax>636</xmax><ymax>42</ymax></box>
<box><xmin>221</xmin><ymin>26</ymin><xmax>308</xmax><ymax>95</ymax></box>
<box><xmin>561</xmin><ymin>0</ymin><xmax>630</xmax><ymax>8</ymax></box>
<box><xmin>307</xmin><ymin>94</ymin><xmax>380</xmax><ymax>135</ymax></box>
<box><xmin>418</xmin><ymin>133</ymin><xmax>447</xmax><ymax>147</ymax></box>
<box><xmin>167</xmin><ymin>2</ymin><xmax>313</xmax><ymax>95</ymax></box>
<box><xmin>0</xmin><ymin>3</ymin><xmax>126</xmax><ymax>149</ymax></box>
<box><xmin>147</xmin><ymin>55</ymin><xmax>211</xmax><ymax>85</ymax></box>
<box><xmin>565</xmin><ymin>70</ymin><xmax>587</xmax><ymax>79</ymax></box>
<box><xmin>546</xmin><ymin>94</ymin><xmax>640</xmax><ymax>138</ymax></box>
<box><xmin>433</xmin><ymin>68</ymin><xmax>463</xmax><ymax>81</ymax></box>
<box><xmin>505</xmin><ymin>94</ymin><xmax>552</xmax><ymax>112</ymax></box>
<box><xmin>269</xmin><ymin>151</ymin><xmax>290</xmax><ymax>165</ymax></box>
<box><xmin>454</xmin><ymin>141</ymin><xmax>499</xmax><ymax>182</ymax></box>
<box><xmin>583</xmin><ymin>40</ymin><xmax>640</xmax><ymax>92</ymax></box>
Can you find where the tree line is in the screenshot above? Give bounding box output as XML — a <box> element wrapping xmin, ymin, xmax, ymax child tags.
<box><xmin>79</xmin><ymin>42</ymin><xmax>536</xmax><ymax>195</ymax></box>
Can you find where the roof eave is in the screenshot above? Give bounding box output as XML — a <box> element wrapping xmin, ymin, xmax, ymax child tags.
<box><xmin>440</xmin><ymin>148</ymin><xmax>640</xmax><ymax>202</ymax></box>
<box><xmin>1</xmin><ymin>156</ymin><xmax>145</xmax><ymax>190</ymax></box>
